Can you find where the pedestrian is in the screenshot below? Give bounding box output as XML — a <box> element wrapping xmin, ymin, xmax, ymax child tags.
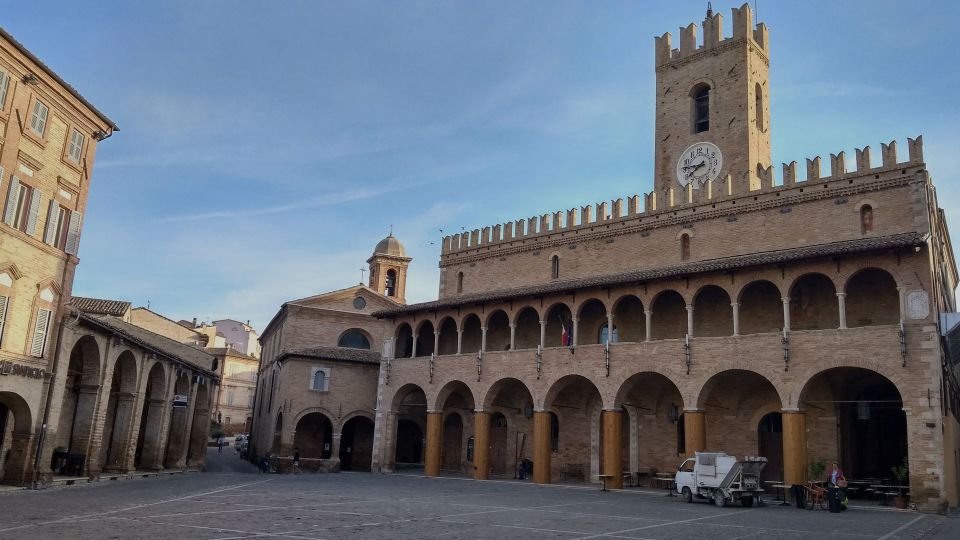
<box><xmin>217</xmin><ymin>437</ymin><xmax>224</xmax><ymax>454</ymax></box>
<box><xmin>827</xmin><ymin>461</ymin><xmax>848</xmax><ymax>511</ymax></box>
<box><xmin>260</xmin><ymin>454</ymin><xmax>270</xmax><ymax>474</ymax></box>
<box><xmin>293</xmin><ymin>450</ymin><xmax>301</xmax><ymax>474</ymax></box>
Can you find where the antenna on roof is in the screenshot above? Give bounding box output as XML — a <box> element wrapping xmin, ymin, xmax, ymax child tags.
<box><xmin>147</xmin><ymin>299</ymin><xmax>151</xmax><ymax>309</ymax></box>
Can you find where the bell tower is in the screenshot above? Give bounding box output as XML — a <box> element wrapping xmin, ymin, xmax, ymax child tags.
<box><xmin>653</xmin><ymin>3</ymin><xmax>771</xmax><ymax>196</ymax></box>
<box><xmin>367</xmin><ymin>233</ymin><xmax>411</xmax><ymax>304</ymax></box>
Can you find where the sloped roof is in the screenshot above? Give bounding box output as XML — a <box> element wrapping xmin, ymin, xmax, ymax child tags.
<box><xmin>374</xmin><ymin>232</ymin><xmax>928</xmax><ymax>317</ymax></box>
<box><xmin>76</xmin><ymin>312</ymin><xmax>217</xmax><ymax>375</ymax></box>
<box><xmin>278</xmin><ymin>346</ymin><xmax>381</xmax><ymax>364</ymax></box>
<box><xmin>69</xmin><ymin>296</ymin><xmax>131</xmax><ymax>317</ymax></box>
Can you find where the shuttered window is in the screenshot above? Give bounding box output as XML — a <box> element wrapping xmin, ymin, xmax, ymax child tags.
<box><xmin>30</xmin><ymin>308</ymin><xmax>51</xmax><ymax>358</ymax></box>
<box><xmin>3</xmin><ymin>176</ymin><xmax>38</xmax><ymax>233</ymax></box>
<box><xmin>0</xmin><ymin>295</ymin><xmax>8</xmax><ymax>346</ymax></box>
<box><xmin>64</xmin><ymin>212</ymin><xmax>82</xmax><ymax>255</ymax></box>
<box><xmin>0</xmin><ymin>71</ymin><xmax>9</xmax><ymax>109</ymax></box>
<box><xmin>29</xmin><ymin>100</ymin><xmax>49</xmax><ymax>136</ymax></box>
<box><xmin>43</xmin><ymin>202</ymin><xmax>71</xmax><ymax>249</ymax></box>
<box><xmin>68</xmin><ymin>129</ymin><xmax>84</xmax><ymax>163</ymax></box>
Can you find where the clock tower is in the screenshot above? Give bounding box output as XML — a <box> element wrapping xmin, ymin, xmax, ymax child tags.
<box><xmin>653</xmin><ymin>3</ymin><xmax>771</xmax><ymax>195</ymax></box>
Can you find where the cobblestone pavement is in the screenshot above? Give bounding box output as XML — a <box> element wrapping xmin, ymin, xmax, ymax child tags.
<box><xmin>0</xmin><ymin>450</ymin><xmax>956</xmax><ymax>539</ymax></box>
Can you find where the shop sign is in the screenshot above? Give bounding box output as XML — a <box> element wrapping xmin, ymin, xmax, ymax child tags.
<box><xmin>0</xmin><ymin>359</ymin><xmax>46</xmax><ymax>379</ymax></box>
<box><xmin>173</xmin><ymin>394</ymin><xmax>189</xmax><ymax>408</ymax></box>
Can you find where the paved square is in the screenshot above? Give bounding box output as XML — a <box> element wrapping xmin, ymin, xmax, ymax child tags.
<box><xmin>0</xmin><ymin>452</ymin><xmax>955</xmax><ymax>539</ymax></box>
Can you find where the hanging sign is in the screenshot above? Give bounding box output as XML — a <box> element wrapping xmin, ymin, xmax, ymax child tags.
<box><xmin>172</xmin><ymin>394</ymin><xmax>189</xmax><ymax>408</ymax></box>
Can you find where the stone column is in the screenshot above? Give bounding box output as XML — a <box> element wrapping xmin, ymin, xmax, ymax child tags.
<box><xmin>331</xmin><ymin>433</ymin><xmax>342</xmax><ymax>462</ymax></box>
<box><xmin>782</xmin><ymin>410</ymin><xmax>807</xmax><ymax>495</ymax></box>
<box><xmin>686</xmin><ymin>304</ymin><xmax>694</xmax><ymax>338</ymax></box>
<box><xmin>170</xmin><ymin>379</ymin><xmax>199</xmax><ymax>469</ymax></box>
<box><xmin>731</xmin><ymin>302</ymin><xmax>740</xmax><ymax>336</ymax></box>
<box><xmin>683</xmin><ymin>409</ymin><xmax>706</xmax><ymax>458</ymax></box>
<box><xmin>105</xmin><ymin>394</ymin><xmax>137</xmax><ymax>471</ymax></box>
<box><xmin>411</xmin><ymin>334</ymin><xmax>418</xmax><ymax>358</ymax></box>
<box><xmin>571</xmin><ymin>317</ymin><xmax>579</xmax><ymax>347</ymax></box>
<box><xmin>539</xmin><ymin>320</ymin><xmax>546</xmax><ymax>349</ymax></box>
<box><xmin>644</xmin><ymin>310</ymin><xmax>652</xmax><ymax>342</ymax></box>
<box><xmin>782</xmin><ymin>297</ymin><xmax>791</xmax><ymax>331</ymax></box>
<box><xmin>424</xmin><ymin>411</ymin><xmax>442</xmax><ymax>477</ymax></box>
<box><xmin>836</xmin><ymin>293</ymin><xmax>847</xmax><ymax>329</ymax></box>
<box><xmin>533</xmin><ymin>410</ymin><xmax>551</xmax><ymax>484</ymax></box>
<box><xmin>3</xmin><ymin>433</ymin><xmax>35</xmax><ymax>485</ymax></box>
<box><xmin>480</xmin><ymin>326</ymin><xmax>488</xmax><ymax>352</ymax></box>
<box><xmin>606</xmin><ymin>314</ymin><xmax>614</xmax><ymax>343</ymax></box>
<box><xmin>473</xmin><ymin>411</ymin><xmax>490</xmax><ymax>480</ymax></box>
<box><xmin>897</xmin><ymin>286</ymin><xmax>906</xmax><ymax>323</ymax></box>
<box><xmin>139</xmin><ymin>398</ymin><xmax>168</xmax><ymax>470</ymax></box>
<box><xmin>509</xmin><ymin>324</ymin><xmax>516</xmax><ymax>351</ymax></box>
<box><xmin>433</xmin><ymin>331</ymin><xmax>440</xmax><ymax>356</ymax></box>
<box><xmin>602</xmin><ymin>409</ymin><xmax>623</xmax><ymax>489</ymax></box>
<box><xmin>457</xmin><ymin>329</ymin><xmax>463</xmax><ymax>355</ymax></box>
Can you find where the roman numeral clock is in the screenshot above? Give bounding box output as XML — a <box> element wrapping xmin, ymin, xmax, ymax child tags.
<box><xmin>676</xmin><ymin>142</ymin><xmax>723</xmax><ymax>189</ymax></box>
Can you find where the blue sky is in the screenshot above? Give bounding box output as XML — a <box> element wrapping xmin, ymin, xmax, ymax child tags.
<box><xmin>7</xmin><ymin>1</ymin><xmax>960</xmax><ymax>331</ymax></box>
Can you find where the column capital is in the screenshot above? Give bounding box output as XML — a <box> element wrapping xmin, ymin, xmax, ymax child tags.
<box><xmin>686</xmin><ymin>303</ymin><xmax>694</xmax><ymax>311</ymax></box>
<box><xmin>644</xmin><ymin>309</ymin><xmax>652</xmax><ymax>315</ymax></box>
<box><xmin>782</xmin><ymin>296</ymin><xmax>791</xmax><ymax>303</ymax></box>
<box><xmin>426</xmin><ymin>409</ymin><xmax>443</xmax><ymax>415</ymax></box>
<box><xmin>539</xmin><ymin>320</ymin><xmax>546</xmax><ymax>326</ymax></box>
<box><xmin>836</xmin><ymin>292</ymin><xmax>847</xmax><ymax>298</ymax></box>
<box><xmin>730</xmin><ymin>302</ymin><xmax>739</xmax><ymax>307</ymax></box>
<box><xmin>781</xmin><ymin>407</ymin><xmax>804</xmax><ymax>413</ymax></box>
<box><xmin>473</xmin><ymin>408</ymin><xmax>489</xmax><ymax>414</ymax></box>
<box><xmin>480</xmin><ymin>326</ymin><xmax>487</xmax><ymax>332</ymax></box>
<box><xmin>682</xmin><ymin>408</ymin><xmax>705</xmax><ymax>414</ymax></box>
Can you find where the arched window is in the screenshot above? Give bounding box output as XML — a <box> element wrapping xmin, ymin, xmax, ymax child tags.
<box><xmin>551</xmin><ymin>255</ymin><xmax>559</xmax><ymax>279</ymax></box>
<box><xmin>385</xmin><ymin>269</ymin><xmax>397</xmax><ymax>297</ymax></box>
<box><xmin>457</xmin><ymin>271</ymin><xmax>464</xmax><ymax>293</ymax></box>
<box><xmin>338</xmin><ymin>330</ymin><xmax>371</xmax><ymax>349</ymax></box>
<box><xmin>311</xmin><ymin>370</ymin><xmax>327</xmax><ymax>391</ymax></box>
<box><xmin>599</xmin><ymin>323</ymin><xmax>618</xmax><ymax>344</ymax></box>
<box><xmin>680</xmin><ymin>234</ymin><xmax>691</xmax><ymax>261</ymax></box>
<box><xmin>860</xmin><ymin>205</ymin><xmax>874</xmax><ymax>235</ymax></box>
<box><xmin>755</xmin><ymin>83</ymin><xmax>763</xmax><ymax>130</ymax></box>
<box><xmin>692</xmin><ymin>85</ymin><xmax>709</xmax><ymax>133</ymax></box>
<box><xmin>550</xmin><ymin>412</ymin><xmax>560</xmax><ymax>452</ymax></box>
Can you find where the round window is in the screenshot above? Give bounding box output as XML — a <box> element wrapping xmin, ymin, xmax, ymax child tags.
<box><xmin>353</xmin><ymin>297</ymin><xmax>367</xmax><ymax>310</ymax></box>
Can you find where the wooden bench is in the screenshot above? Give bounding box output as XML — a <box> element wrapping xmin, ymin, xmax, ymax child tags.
<box><xmin>560</xmin><ymin>463</ymin><xmax>586</xmax><ymax>481</ymax></box>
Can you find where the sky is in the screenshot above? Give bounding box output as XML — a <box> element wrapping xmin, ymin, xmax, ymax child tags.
<box><xmin>6</xmin><ymin>0</ymin><xmax>960</xmax><ymax>331</ymax></box>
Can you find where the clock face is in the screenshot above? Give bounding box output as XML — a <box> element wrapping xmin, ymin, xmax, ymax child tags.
<box><xmin>676</xmin><ymin>142</ymin><xmax>723</xmax><ymax>189</ymax></box>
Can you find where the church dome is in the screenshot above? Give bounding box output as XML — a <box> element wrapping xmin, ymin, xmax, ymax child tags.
<box><xmin>374</xmin><ymin>234</ymin><xmax>405</xmax><ymax>257</ymax></box>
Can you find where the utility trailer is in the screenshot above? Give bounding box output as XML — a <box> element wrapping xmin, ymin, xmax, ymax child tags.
<box><xmin>674</xmin><ymin>452</ymin><xmax>767</xmax><ymax>507</ymax></box>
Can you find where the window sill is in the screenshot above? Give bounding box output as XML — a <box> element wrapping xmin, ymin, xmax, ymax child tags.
<box><xmin>309</xmin><ymin>388</ymin><xmax>329</xmax><ymax>393</ymax></box>
<box><xmin>20</xmin><ymin>128</ymin><xmax>47</xmax><ymax>149</ymax></box>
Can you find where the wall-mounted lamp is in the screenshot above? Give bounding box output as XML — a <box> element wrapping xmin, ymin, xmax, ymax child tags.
<box><xmin>21</xmin><ymin>73</ymin><xmax>39</xmax><ymax>85</ymax></box>
<box><xmin>667</xmin><ymin>403</ymin><xmax>679</xmax><ymax>424</ymax></box>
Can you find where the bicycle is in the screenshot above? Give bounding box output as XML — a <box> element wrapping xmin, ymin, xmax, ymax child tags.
<box><xmin>805</xmin><ymin>485</ymin><xmax>827</xmax><ymax>510</ymax></box>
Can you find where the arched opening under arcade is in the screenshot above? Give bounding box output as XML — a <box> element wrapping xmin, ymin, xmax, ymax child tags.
<box><xmin>790</xmin><ymin>273</ymin><xmax>839</xmax><ymax>330</ymax></box>
<box><xmin>845</xmin><ymin>268</ymin><xmax>899</xmax><ymax>327</ymax></box>
<box><xmin>483</xmin><ymin>378</ymin><xmax>535</xmax><ymax>478</ymax></box>
<box><xmin>0</xmin><ymin>392</ymin><xmax>33</xmax><ymax>485</ymax></box>
<box><xmin>186</xmin><ymin>382</ymin><xmax>211</xmax><ymax>465</ymax></box>
<box><xmin>395</xmin><ymin>323</ymin><xmax>413</xmax><ymax>358</ymax></box>
<box><xmin>339</xmin><ymin>416</ymin><xmax>374</xmax><ymax>471</ymax></box>
<box><xmin>577</xmin><ymin>299</ymin><xmax>607</xmax><ymax>345</ymax></box>
<box><xmin>393</xmin><ymin>384</ymin><xmax>427</xmax><ymax>469</ymax></box>
<box><xmin>693</xmin><ymin>285</ymin><xmax>732</xmax><ymax>337</ymax></box>
<box><xmin>294</xmin><ymin>412</ymin><xmax>333</xmax><ymax>459</ymax></box>
<box><xmin>612</xmin><ymin>295</ymin><xmax>644</xmax><ymax>343</ymax></box>
<box><xmin>544</xmin><ymin>303</ymin><xmax>573</xmax><ymax>348</ymax></box>
<box><xmin>460</xmin><ymin>314</ymin><xmax>482</xmax><ymax>354</ymax></box>
<box><xmin>55</xmin><ymin>336</ymin><xmax>102</xmax><ymax>475</ymax></box>
<box><xmin>436</xmin><ymin>381</ymin><xmax>475</xmax><ymax>475</ymax></box>
<box><xmin>164</xmin><ymin>372</ymin><xmax>192</xmax><ymax>468</ymax></box>
<box><xmin>414</xmin><ymin>321</ymin><xmax>435</xmax><ymax>357</ymax></box>
<box><xmin>615</xmin><ymin>372</ymin><xmax>685</xmax><ymax>481</ymax></box>
<box><xmin>436</xmin><ymin>317</ymin><xmax>458</xmax><ymax>355</ymax></box>
<box><xmin>486</xmin><ymin>310</ymin><xmax>510</xmax><ymax>351</ymax></box>
<box><xmin>100</xmin><ymin>351</ymin><xmax>139</xmax><ymax>472</ymax></box>
<box><xmin>739</xmin><ymin>280</ymin><xmax>783</xmax><ymax>335</ymax></box>
<box><xmin>799</xmin><ymin>367</ymin><xmax>906</xmax><ymax>481</ymax></box>
<box><xmin>543</xmin><ymin>375</ymin><xmax>603</xmax><ymax>483</ymax></box>
<box><xmin>651</xmin><ymin>290</ymin><xmax>686</xmax><ymax>340</ymax></box>
<box><xmin>513</xmin><ymin>308</ymin><xmax>540</xmax><ymax>350</ymax></box>
<box><xmin>135</xmin><ymin>362</ymin><xmax>166</xmax><ymax>470</ymax></box>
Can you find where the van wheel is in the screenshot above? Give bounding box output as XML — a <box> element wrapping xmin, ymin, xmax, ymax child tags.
<box><xmin>741</xmin><ymin>496</ymin><xmax>754</xmax><ymax>507</ymax></box>
<box><xmin>713</xmin><ymin>490</ymin><xmax>726</xmax><ymax>507</ymax></box>
<box><xmin>682</xmin><ymin>487</ymin><xmax>693</xmax><ymax>503</ymax></box>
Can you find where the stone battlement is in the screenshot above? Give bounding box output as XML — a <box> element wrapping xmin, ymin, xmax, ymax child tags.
<box><xmin>655</xmin><ymin>3</ymin><xmax>768</xmax><ymax>69</ymax></box>
<box><xmin>439</xmin><ymin>136</ymin><xmax>924</xmax><ymax>257</ymax></box>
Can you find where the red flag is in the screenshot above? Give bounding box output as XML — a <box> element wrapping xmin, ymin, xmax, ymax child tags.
<box><xmin>560</xmin><ymin>317</ymin><xmax>569</xmax><ymax>346</ymax></box>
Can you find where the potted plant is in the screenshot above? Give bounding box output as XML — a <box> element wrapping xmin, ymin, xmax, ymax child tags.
<box><xmin>891</xmin><ymin>459</ymin><xmax>909</xmax><ymax>509</ymax></box>
<box><xmin>809</xmin><ymin>459</ymin><xmax>826</xmax><ymax>483</ymax></box>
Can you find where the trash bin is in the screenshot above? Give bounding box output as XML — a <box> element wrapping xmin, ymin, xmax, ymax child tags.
<box><xmin>828</xmin><ymin>486</ymin><xmax>843</xmax><ymax>513</ymax></box>
<box><xmin>792</xmin><ymin>485</ymin><xmax>806</xmax><ymax>508</ymax></box>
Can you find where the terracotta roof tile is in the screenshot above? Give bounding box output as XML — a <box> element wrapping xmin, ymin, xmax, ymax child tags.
<box><xmin>279</xmin><ymin>346</ymin><xmax>381</xmax><ymax>364</ymax></box>
<box><xmin>69</xmin><ymin>296</ymin><xmax>131</xmax><ymax>317</ymax></box>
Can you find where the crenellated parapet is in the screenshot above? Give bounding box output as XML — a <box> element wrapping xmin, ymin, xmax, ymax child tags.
<box><xmin>655</xmin><ymin>3</ymin><xmax>768</xmax><ymax>69</ymax></box>
<box><xmin>440</xmin><ymin>136</ymin><xmax>925</xmax><ymax>256</ymax></box>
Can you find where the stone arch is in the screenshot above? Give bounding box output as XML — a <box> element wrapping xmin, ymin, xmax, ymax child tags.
<box><xmin>692</xmin><ymin>284</ymin><xmax>732</xmax><ymax>337</ymax></box>
<box><xmin>395</xmin><ymin>323</ymin><xmax>413</xmax><ymax>358</ymax></box>
<box><xmin>613</xmin><ymin>371</ymin><xmax>685</xmax><ymax>475</ymax></box>
<box><xmin>414</xmin><ymin>320</ymin><xmax>435</xmax><ymax>357</ymax></box>
<box><xmin>737</xmin><ymin>279</ymin><xmax>784</xmax><ymax>335</ymax></box>
<box><xmin>612</xmin><ymin>294</ymin><xmax>644</xmax><ymax>343</ymax></box>
<box><xmin>542</xmin><ymin>374</ymin><xmax>604</xmax><ymax>483</ymax></box>
<box><xmin>543</xmin><ymin>302</ymin><xmax>573</xmax><ymax>348</ymax></box>
<box><xmin>650</xmin><ymin>289</ymin><xmax>686</xmax><ymax>340</ymax></box>
<box><xmin>513</xmin><ymin>306</ymin><xmax>540</xmax><ymax>350</ymax></box>
<box><xmin>460</xmin><ymin>314</ymin><xmax>482</xmax><ymax>354</ymax></box>
<box><xmin>434</xmin><ymin>380</ymin><xmax>476</xmax><ymax>412</ymax></box>
<box><xmin>186</xmin><ymin>381</ymin><xmax>211</xmax><ymax>465</ymax></box>
<box><xmin>135</xmin><ymin>361</ymin><xmax>167</xmax><ymax>469</ymax></box>
<box><xmin>481</xmin><ymin>378</ymin><xmax>534</xmax><ymax>477</ymax></box>
<box><xmin>0</xmin><ymin>391</ymin><xmax>34</xmax><ymax>485</ymax></box>
<box><xmin>844</xmin><ymin>267</ymin><xmax>900</xmax><ymax>327</ymax></box>
<box><xmin>485</xmin><ymin>309</ymin><xmax>510</xmax><ymax>351</ymax></box>
<box><xmin>163</xmin><ymin>371</ymin><xmax>193</xmax><ymax>468</ymax></box>
<box><xmin>695</xmin><ymin>368</ymin><xmax>784</xmax><ymax>411</ymax></box>
<box><xmin>788</xmin><ymin>272</ymin><xmax>839</xmax><ymax>330</ymax></box>
<box><xmin>294</xmin><ymin>411</ymin><xmax>333</xmax><ymax>459</ymax></box>
<box><xmin>56</xmin><ymin>335</ymin><xmax>103</xmax><ymax>471</ymax></box>
<box><xmin>436</xmin><ymin>316</ymin><xmax>458</xmax><ymax>355</ymax></box>
<box><xmin>576</xmin><ymin>298</ymin><xmax>607</xmax><ymax>345</ymax></box>
<box><xmin>695</xmin><ymin>369</ymin><xmax>783</xmax><ymax>461</ymax></box>
<box><xmin>337</xmin><ymin>328</ymin><xmax>373</xmax><ymax>350</ymax></box>
<box><xmin>100</xmin><ymin>349</ymin><xmax>140</xmax><ymax>471</ymax></box>
<box><xmin>339</xmin><ymin>409</ymin><xmax>375</xmax><ymax>431</ymax></box>
<box><xmin>340</xmin><ymin>414</ymin><xmax>374</xmax><ymax>471</ymax></box>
